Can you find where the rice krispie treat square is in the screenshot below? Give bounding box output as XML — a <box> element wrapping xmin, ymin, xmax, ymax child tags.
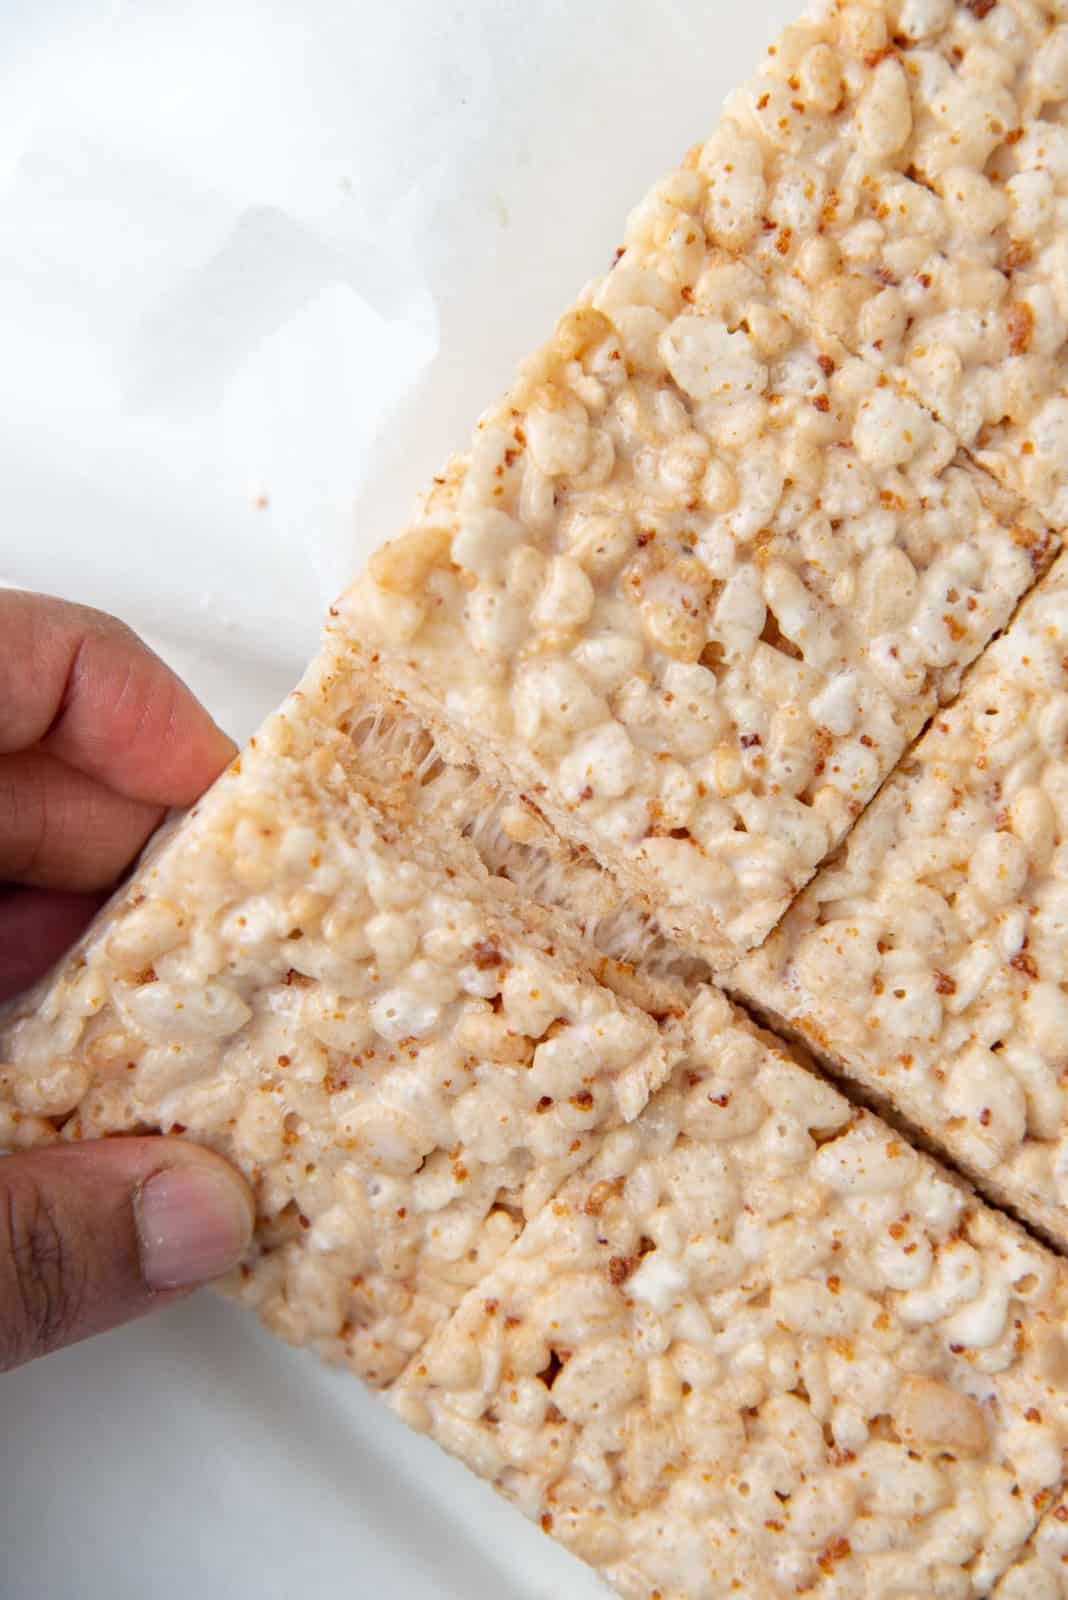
<box><xmin>0</xmin><ymin>681</ymin><xmax>679</xmax><ymax>1387</ymax></box>
<box><xmin>693</xmin><ymin>0</ymin><xmax>1068</xmax><ymax>524</ymax></box>
<box><xmin>737</xmin><ymin>550</ymin><xmax>1068</xmax><ymax>1245</ymax></box>
<box><xmin>343</xmin><ymin>245</ymin><xmax>1051</xmax><ymax>963</ymax></box>
<box><xmin>395</xmin><ymin>987</ymin><xmax>1068</xmax><ymax>1600</ymax></box>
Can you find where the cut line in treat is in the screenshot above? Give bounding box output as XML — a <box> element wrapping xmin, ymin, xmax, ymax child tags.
<box><xmin>737</xmin><ymin>549</ymin><xmax>1068</xmax><ymax>1251</ymax></box>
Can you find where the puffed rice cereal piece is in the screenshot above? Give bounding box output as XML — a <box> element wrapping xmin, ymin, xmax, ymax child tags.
<box><xmin>738</xmin><ymin>550</ymin><xmax>1068</xmax><ymax>1245</ymax></box>
<box><xmin>0</xmin><ymin>680</ymin><xmax>679</xmax><ymax>1387</ymax></box>
<box><xmin>395</xmin><ymin>987</ymin><xmax>1068</xmax><ymax>1600</ymax></box>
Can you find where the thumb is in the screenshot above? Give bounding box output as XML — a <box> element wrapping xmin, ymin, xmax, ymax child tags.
<box><xmin>0</xmin><ymin>1137</ymin><xmax>254</xmax><ymax>1373</ymax></box>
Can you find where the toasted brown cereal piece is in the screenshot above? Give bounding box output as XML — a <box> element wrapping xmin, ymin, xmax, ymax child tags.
<box><xmin>737</xmin><ymin>549</ymin><xmax>1068</xmax><ymax>1245</ymax></box>
<box><xmin>0</xmin><ymin>675</ymin><xmax>679</xmax><ymax>1387</ymax></box>
<box><xmin>395</xmin><ymin>987</ymin><xmax>1068</xmax><ymax>1600</ymax></box>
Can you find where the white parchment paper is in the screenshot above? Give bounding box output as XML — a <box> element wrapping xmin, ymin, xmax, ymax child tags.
<box><xmin>0</xmin><ymin>3</ymin><xmax>798</xmax><ymax>1595</ymax></box>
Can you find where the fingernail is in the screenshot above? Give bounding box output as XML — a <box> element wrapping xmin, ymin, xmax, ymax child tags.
<box><xmin>136</xmin><ymin>1165</ymin><xmax>253</xmax><ymax>1290</ymax></box>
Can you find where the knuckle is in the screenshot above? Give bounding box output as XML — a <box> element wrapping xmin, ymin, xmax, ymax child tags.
<box><xmin>110</xmin><ymin>646</ymin><xmax>180</xmax><ymax>764</ymax></box>
<box><xmin>0</xmin><ymin>1173</ymin><xmax>85</xmax><ymax>1370</ymax></box>
<box><xmin>0</xmin><ymin>758</ymin><xmax>50</xmax><ymax>881</ymax></box>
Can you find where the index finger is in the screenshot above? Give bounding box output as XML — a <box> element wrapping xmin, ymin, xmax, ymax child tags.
<box><xmin>0</xmin><ymin>590</ymin><xmax>237</xmax><ymax>806</ymax></box>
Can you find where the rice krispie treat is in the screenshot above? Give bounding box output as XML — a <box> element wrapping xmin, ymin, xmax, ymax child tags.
<box><xmin>343</xmin><ymin>249</ymin><xmax>1051</xmax><ymax>961</ymax></box>
<box><xmin>0</xmin><ymin>684</ymin><xmax>679</xmax><ymax>1387</ymax></box>
<box><xmin>395</xmin><ymin>987</ymin><xmax>1068</xmax><ymax>1599</ymax></box>
<box><xmin>300</xmin><ymin>640</ymin><xmax>710</xmax><ymax>1003</ymax></box>
<box><xmin>751</xmin><ymin>0</ymin><xmax>1068</xmax><ymax>524</ymax></box>
<box><xmin>737</xmin><ymin>550</ymin><xmax>1068</xmax><ymax>1245</ymax></box>
<box><xmin>692</xmin><ymin>0</ymin><xmax>1068</xmax><ymax>525</ymax></box>
<box><xmin>995</xmin><ymin>1492</ymin><xmax>1068</xmax><ymax>1599</ymax></box>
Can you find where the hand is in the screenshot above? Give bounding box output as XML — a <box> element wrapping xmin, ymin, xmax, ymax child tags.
<box><xmin>0</xmin><ymin>591</ymin><xmax>254</xmax><ymax>1372</ymax></box>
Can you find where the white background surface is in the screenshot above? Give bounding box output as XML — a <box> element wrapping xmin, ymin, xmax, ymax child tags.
<box><xmin>0</xmin><ymin>2</ymin><xmax>797</xmax><ymax>1595</ymax></box>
